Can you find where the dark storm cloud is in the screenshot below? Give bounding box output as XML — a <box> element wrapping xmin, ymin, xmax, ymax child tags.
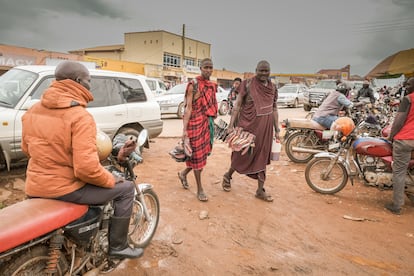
<box><xmin>355</xmin><ymin>0</ymin><xmax>414</xmax><ymax>74</ymax></box>
<box><xmin>0</xmin><ymin>0</ymin><xmax>413</xmax><ymax>76</ymax></box>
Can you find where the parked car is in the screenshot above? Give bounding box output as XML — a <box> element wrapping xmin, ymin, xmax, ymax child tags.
<box><xmin>156</xmin><ymin>83</ymin><xmax>229</xmax><ymax>117</ymax></box>
<box><xmin>145</xmin><ymin>77</ymin><xmax>168</xmax><ymax>96</ymax></box>
<box><xmin>0</xmin><ymin>65</ymin><xmax>163</xmax><ymax>171</ymax></box>
<box><xmin>277</xmin><ymin>84</ymin><xmax>307</xmax><ymax>108</ymax></box>
<box><xmin>303</xmin><ymin>79</ymin><xmax>338</xmax><ymax>111</ymax></box>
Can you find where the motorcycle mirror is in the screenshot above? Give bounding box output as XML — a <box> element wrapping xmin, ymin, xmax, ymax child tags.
<box><xmin>137</xmin><ymin>129</ymin><xmax>149</xmax><ymax>147</ymax></box>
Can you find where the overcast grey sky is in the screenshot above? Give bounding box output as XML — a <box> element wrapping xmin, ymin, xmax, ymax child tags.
<box><xmin>1</xmin><ymin>0</ymin><xmax>413</xmax><ymax>76</ymax></box>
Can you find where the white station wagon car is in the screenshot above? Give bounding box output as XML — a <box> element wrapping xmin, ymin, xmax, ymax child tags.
<box><xmin>0</xmin><ymin>65</ymin><xmax>163</xmax><ymax>170</ymax></box>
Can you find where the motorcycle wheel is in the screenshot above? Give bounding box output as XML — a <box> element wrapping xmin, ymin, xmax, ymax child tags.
<box><xmin>128</xmin><ymin>189</ymin><xmax>160</xmax><ymax>248</ymax></box>
<box><xmin>0</xmin><ymin>245</ymin><xmax>68</xmax><ymax>275</ymax></box>
<box><xmin>285</xmin><ymin>131</ymin><xmax>318</xmax><ymax>163</ymax></box>
<box><xmin>305</xmin><ymin>157</ymin><xmax>348</xmax><ymax>194</ymax></box>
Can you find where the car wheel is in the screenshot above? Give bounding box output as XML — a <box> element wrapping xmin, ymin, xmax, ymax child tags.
<box><xmin>219</xmin><ymin>101</ymin><xmax>229</xmax><ymax>115</ymax></box>
<box><xmin>177</xmin><ymin>102</ymin><xmax>185</xmax><ymax>118</ymax></box>
<box><xmin>303</xmin><ymin>104</ymin><xmax>311</xmax><ymax>111</ymax></box>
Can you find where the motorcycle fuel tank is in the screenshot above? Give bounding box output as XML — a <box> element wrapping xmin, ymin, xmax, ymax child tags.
<box><xmin>353</xmin><ymin>137</ymin><xmax>392</xmax><ymax>157</ymax></box>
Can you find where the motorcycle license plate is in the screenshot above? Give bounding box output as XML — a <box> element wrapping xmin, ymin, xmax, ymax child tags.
<box><xmin>329</xmin><ymin>142</ymin><xmax>340</xmax><ymax>150</ymax></box>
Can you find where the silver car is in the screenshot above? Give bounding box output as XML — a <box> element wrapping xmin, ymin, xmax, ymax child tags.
<box><xmin>156</xmin><ymin>83</ymin><xmax>229</xmax><ymax>117</ymax></box>
<box><xmin>277</xmin><ymin>84</ymin><xmax>307</xmax><ymax>108</ymax></box>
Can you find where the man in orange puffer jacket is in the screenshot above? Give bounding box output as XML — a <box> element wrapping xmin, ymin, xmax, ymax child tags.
<box><xmin>21</xmin><ymin>61</ymin><xmax>143</xmax><ymax>259</ymax></box>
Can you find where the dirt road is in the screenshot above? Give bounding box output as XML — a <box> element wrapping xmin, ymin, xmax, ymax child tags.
<box><xmin>1</xmin><ymin>108</ymin><xmax>414</xmax><ymax>275</ymax></box>
<box><xmin>105</xmin><ymin>136</ymin><xmax>413</xmax><ymax>275</ymax></box>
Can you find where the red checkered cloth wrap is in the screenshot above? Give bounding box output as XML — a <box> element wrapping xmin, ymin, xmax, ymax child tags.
<box><xmin>185</xmin><ymin>76</ymin><xmax>218</xmax><ymax>170</ymax></box>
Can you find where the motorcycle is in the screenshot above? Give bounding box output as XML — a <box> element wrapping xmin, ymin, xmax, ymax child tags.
<box><xmin>0</xmin><ymin>129</ymin><xmax>160</xmax><ymax>275</ymax></box>
<box><xmin>304</xmin><ymin>121</ymin><xmax>414</xmax><ymax>203</ymax></box>
<box><xmin>281</xmin><ymin>117</ymin><xmax>334</xmax><ymax>163</ymax></box>
<box><xmin>282</xmin><ymin>102</ymin><xmax>392</xmax><ymax>163</ymax></box>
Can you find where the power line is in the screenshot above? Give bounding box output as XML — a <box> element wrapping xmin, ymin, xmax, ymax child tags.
<box><xmin>351</xmin><ymin>18</ymin><xmax>414</xmax><ymax>33</ymax></box>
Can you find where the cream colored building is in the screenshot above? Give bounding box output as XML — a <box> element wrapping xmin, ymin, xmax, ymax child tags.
<box><xmin>70</xmin><ymin>30</ymin><xmax>242</xmax><ymax>87</ymax></box>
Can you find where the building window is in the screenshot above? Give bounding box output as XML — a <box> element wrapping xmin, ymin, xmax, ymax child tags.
<box><xmin>184</xmin><ymin>58</ymin><xmax>195</xmax><ymax>66</ymax></box>
<box><xmin>163</xmin><ymin>53</ymin><xmax>181</xmax><ymax>68</ymax></box>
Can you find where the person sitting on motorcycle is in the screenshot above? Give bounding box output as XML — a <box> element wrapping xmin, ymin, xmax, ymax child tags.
<box><xmin>21</xmin><ymin>61</ymin><xmax>144</xmax><ymax>259</ymax></box>
<box><xmin>312</xmin><ymin>83</ymin><xmax>356</xmax><ymax>129</ymax></box>
<box><xmin>385</xmin><ymin>77</ymin><xmax>414</xmax><ymax>215</ymax></box>
<box><xmin>356</xmin><ymin>80</ymin><xmax>376</xmax><ymax>104</ymax></box>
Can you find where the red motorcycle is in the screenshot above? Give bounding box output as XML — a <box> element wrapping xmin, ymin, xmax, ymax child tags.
<box><xmin>304</xmin><ymin>120</ymin><xmax>414</xmax><ymax>203</ymax></box>
<box><xmin>0</xmin><ymin>130</ymin><xmax>160</xmax><ymax>275</ymax></box>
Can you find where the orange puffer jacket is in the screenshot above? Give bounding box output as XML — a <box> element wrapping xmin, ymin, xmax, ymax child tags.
<box><xmin>22</xmin><ymin>79</ymin><xmax>115</xmax><ymax>198</ymax></box>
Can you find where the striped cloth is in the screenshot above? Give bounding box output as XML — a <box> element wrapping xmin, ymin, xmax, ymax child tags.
<box><xmin>185</xmin><ymin>77</ymin><xmax>218</xmax><ymax>170</ymax></box>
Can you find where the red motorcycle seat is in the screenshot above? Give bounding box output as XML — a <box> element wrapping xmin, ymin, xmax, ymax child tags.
<box><xmin>0</xmin><ymin>198</ymin><xmax>88</xmax><ymax>253</ymax></box>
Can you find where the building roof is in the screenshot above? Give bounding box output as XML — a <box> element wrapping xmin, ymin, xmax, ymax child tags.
<box><xmin>365</xmin><ymin>48</ymin><xmax>414</xmax><ymax>79</ymax></box>
<box><xmin>69</xmin><ymin>44</ymin><xmax>125</xmax><ymax>53</ymax></box>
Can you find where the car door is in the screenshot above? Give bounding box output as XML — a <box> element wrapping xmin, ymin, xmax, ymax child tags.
<box><xmin>120</xmin><ymin>77</ymin><xmax>160</xmax><ymax>125</ymax></box>
<box><xmin>13</xmin><ymin>76</ymin><xmax>54</xmax><ymax>161</ymax></box>
<box><xmin>87</xmin><ymin>76</ymin><xmax>127</xmax><ymax>138</ymax></box>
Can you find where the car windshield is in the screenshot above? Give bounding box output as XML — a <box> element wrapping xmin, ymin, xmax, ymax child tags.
<box><xmin>353</xmin><ymin>82</ymin><xmax>363</xmax><ymax>90</ymax></box>
<box><xmin>315</xmin><ymin>81</ymin><xmax>337</xmax><ymax>89</ymax></box>
<box><xmin>278</xmin><ymin>86</ymin><xmax>298</xmax><ymax>94</ymax></box>
<box><xmin>165</xmin><ymin>83</ymin><xmax>186</xmax><ymax>95</ymax></box>
<box><xmin>0</xmin><ymin>68</ymin><xmax>38</xmax><ymax>107</ymax></box>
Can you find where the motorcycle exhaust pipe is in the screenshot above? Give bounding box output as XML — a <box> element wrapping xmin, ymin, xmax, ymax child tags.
<box><xmin>291</xmin><ymin>146</ymin><xmax>324</xmax><ymax>154</ymax></box>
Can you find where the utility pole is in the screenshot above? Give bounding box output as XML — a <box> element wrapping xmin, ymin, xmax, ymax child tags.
<box><xmin>181</xmin><ymin>24</ymin><xmax>185</xmax><ymax>82</ymax></box>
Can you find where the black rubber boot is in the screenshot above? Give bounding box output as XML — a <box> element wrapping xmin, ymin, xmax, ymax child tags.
<box><xmin>108</xmin><ymin>216</ymin><xmax>144</xmax><ymax>259</ymax></box>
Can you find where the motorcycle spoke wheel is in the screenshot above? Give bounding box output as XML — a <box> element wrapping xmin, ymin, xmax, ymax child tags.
<box><xmin>305</xmin><ymin>157</ymin><xmax>348</xmax><ymax>194</ymax></box>
<box><xmin>128</xmin><ymin>189</ymin><xmax>160</xmax><ymax>248</ymax></box>
<box><xmin>285</xmin><ymin>132</ymin><xmax>318</xmax><ymax>163</ymax></box>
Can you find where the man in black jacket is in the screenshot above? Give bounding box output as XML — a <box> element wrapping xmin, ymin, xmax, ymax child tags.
<box><xmin>356</xmin><ymin>80</ymin><xmax>376</xmax><ymax>104</ymax></box>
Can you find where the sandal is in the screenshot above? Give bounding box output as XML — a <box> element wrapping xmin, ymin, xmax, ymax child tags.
<box><xmin>255</xmin><ymin>189</ymin><xmax>273</xmax><ymax>202</ymax></box>
<box><xmin>197</xmin><ymin>192</ymin><xmax>208</xmax><ymax>202</ymax></box>
<box><xmin>178</xmin><ymin>172</ymin><xmax>189</xmax><ymax>189</ymax></box>
<box><xmin>222</xmin><ymin>173</ymin><xmax>232</xmax><ymax>192</ymax></box>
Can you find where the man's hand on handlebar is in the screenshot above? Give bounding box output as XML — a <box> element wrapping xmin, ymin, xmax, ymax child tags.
<box><xmin>112</xmin><ymin>170</ymin><xmax>124</xmax><ymax>184</ymax></box>
<box><xmin>117</xmin><ymin>139</ymin><xmax>137</xmax><ymax>163</ymax></box>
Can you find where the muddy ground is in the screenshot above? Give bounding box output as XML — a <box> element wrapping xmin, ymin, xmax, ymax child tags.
<box><xmin>1</xmin><ymin>137</ymin><xmax>414</xmax><ymax>275</ymax></box>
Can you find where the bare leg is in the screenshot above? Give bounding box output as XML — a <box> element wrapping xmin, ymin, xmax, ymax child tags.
<box><xmin>225</xmin><ymin>167</ymin><xmax>235</xmax><ymax>178</ymax></box>
<box><xmin>194</xmin><ymin>169</ymin><xmax>207</xmax><ymax>201</ymax></box>
<box><xmin>222</xmin><ymin>167</ymin><xmax>235</xmax><ymax>192</ymax></box>
<box><xmin>256</xmin><ymin>179</ymin><xmax>264</xmax><ymax>194</ymax></box>
<box><xmin>178</xmin><ymin>167</ymin><xmax>192</xmax><ymax>189</ymax></box>
<box><xmin>255</xmin><ymin>174</ymin><xmax>273</xmax><ymax>202</ymax></box>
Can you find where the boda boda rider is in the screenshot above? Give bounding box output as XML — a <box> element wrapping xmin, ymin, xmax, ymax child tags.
<box><xmin>21</xmin><ymin>61</ymin><xmax>143</xmax><ymax>259</ymax></box>
<box><xmin>312</xmin><ymin>83</ymin><xmax>357</xmax><ymax>129</ymax></box>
